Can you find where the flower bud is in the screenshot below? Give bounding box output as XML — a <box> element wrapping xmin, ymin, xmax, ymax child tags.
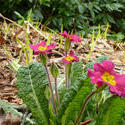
<box><xmin>50</xmin><ymin>63</ymin><xmax>59</xmax><ymax>77</ymax></box>
<box><xmin>40</xmin><ymin>54</ymin><xmax>48</xmax><ymax>66</ymax></box>
<box><xmin>64</xmin><ymin>38</ymin><xmax>71</xmax><ymax>52</ymax></box>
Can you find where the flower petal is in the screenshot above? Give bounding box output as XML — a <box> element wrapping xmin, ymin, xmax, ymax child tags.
<box><xmin>62</xmin><ymin>58</ymin><xmax>71</xmax><ymax>64</ymax></box>
<box><xmin>101</xmin><ymin>60</ymin><xmax>115</xmax><ymax>72</ymax></box>
<box><xmin>88</xmin><ymin>69</ymin><xmax>94</xmax><ymax>77</ymax></box>
<box><xmin>62</xmin><ymin>31</ymin><xmax>69</xmax><ymax>38</ymax></box>
<box><xmin>47</xmin><ymin>43</ymin><xmax>56</xmax><ymax>50</ymax></box>
<box><xmin>69</xmin><ymin>50</ymin><xmax>75</xmax><ymax>56</ymax></box>
<box><xmin>93</xmin><ymin>63</ymin><xmax>105</xmax><ymax>73</ymax></box>
<box><xmin>29</xmin><ymin>44</ymin><xmax>39</xmax><ymax>50</ymax></box>
<box><xmin>110</xmin><ymin>85</ymin><xmax>125</xmax><ymax>98</ymax></box>
<box><xmin>88</xmin><ymin>68</ymin><xmax>105</xmax><ymax>88</ymax></box>
<box><xmin>115</xmin><ymin>74</ymin><xmax>125</xmax><ymax>87</ymax></box>
<box><xmin>74</xmin><ymin>56</ymin><xmax>79</xmax><ymax>62</ymax></box>
<box><xmin>40</xmin><ymin>41</ymin><xmax>46</xmax><ymax>47</ymax></box>
<box><xmin>69</xmin><ymin>34</ymin><xmax>81</xmax><ymax>43</ymax></box>
<box><xmin>33</xmin><ymin>50</ymin><xmax>40</xmax><ymax>55</ymax></box>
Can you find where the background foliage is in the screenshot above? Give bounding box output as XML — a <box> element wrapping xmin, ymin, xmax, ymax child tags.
<box><xmin>0</xmin><ymin>0</ymin><xmax>125</xmax><ymax>38</ymax></box>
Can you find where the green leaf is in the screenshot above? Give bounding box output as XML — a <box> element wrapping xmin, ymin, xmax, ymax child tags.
<box><xmin>49</xmin><ymin>119</ymin><xmax>55</xmax><ymax>125</ymax></box>
<box><xmin>50</xmin><ymin>63</ymin><xmax>59</xmax><ymax>77</ymax></box>
<box><xmin>68</xmin><ymin>121</ymin><xmax>74</xmax><ymax>125</ymax></box>
<box><xmin>44</xmin><ymin>86</ymin><xmax>51</xmax><ymax>100</ymax></box>
<box><xmin>96</xmin><ymin>56</ymin><xmax>109</xmax><ymax>63</ymax></box>
<box><xmin>96</xmin><ymin>96</ymin><xmax>125</xmax><ymax>125</ymax></box>
<box><xmin>8</xmin><ymin>58</ymin><xmax>21</xmax><ymax>72</ymax></box>
<box><xmin>84</xmin><ymin>61</ymin><xmax>95</xmax><ymax>76</ymax></box>
<box><xmin>14</xmin><ymin>11</ymin><xmax>24</xmax><ymax>19</ymax></box>
<box><xmin>0</xmin><ymin>100</ymin><xmax>22</xmax><ymax>117</ymax></box>
<box><xmin>25</xmin><ymin>32</ymin><xmax>33</xmax><ymax>63</ymax></box>
<box><xmin>61</xmin><ymin>79</ymin><xmax>93</xmax><ymax>125</ymax></box>
<box><xmin>16</xmin><ymin>62</ymin><xmax>49</xmax><ymax>125</ymax></box>
<box><xmin>56</xmin><ymin>62</ymin><xmax>85</xmax><ymax>124</ymax></box>
<box><xmin>49</xmin><ymin>104</ymin><xmax>56</xmax><ymax>123</ymax></box>
<box><xmin>71</xmin><ymin>61</ymin><xmax>85</xmax><ymax>84</ymax></box>
<box><xmin>56</xmin><ymin>80</ymin><xmax>84</xmax><ymax>124</ymax></box>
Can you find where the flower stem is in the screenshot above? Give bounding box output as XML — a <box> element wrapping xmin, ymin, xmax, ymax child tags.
<box><xmin>54</xmin><ymin>77</ymin><xmax>60</xmax><ymax>107</ymax></box>
<box><xmin>65</xmin><ymin>51</ymin><xmax>67</xmax><ymax>56</ymax></box>
<box><xmin>74</xmin><ymin>90</ymin><xmax>97</xmax><ymax>125</ymax></box>
<box><xmin>45</xmin><ymin>65</ymin><xmax>57</xmax><ymax>113</ymax></box>
<box><xmin>67</xmin><ymin>77</ymin><xmax>70</xmax><ymax>88</ymax></box>
<box><xmin>65</xmin><ymin>63</ymin><xmax>68</xmax><ymax>88</ymax></box>
<box><xmin>64</xmin><ymin>51</ymin><xmax>68</xmax><ymax>88</ymax></box>
<box><xmin>66</xmin><ymin>64</ymin><xmax>72</xmax><ymax>88</ymax></box>
<box><xmin>65</xmin><ymin>64</ymin><xmax>70</xmax><ymax>88</ymax></box>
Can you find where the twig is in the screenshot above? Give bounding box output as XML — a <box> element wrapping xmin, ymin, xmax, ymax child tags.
<box><xmin>24</xmin><ymin>21</ymin><xmax>48</xmax><ymax>39</ymax></box>
<box><xmin>20</xmin><ymin>110</ymin><xmax>29</xmax><ymax>125</ymax></box>
<box><xmin>0</xmin><ymin>13</ymin><xmax>23</xmax><ymax>29</ymax></box>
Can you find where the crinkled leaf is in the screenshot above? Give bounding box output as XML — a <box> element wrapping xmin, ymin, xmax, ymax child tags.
<box><xmin>61</xmin><ymin>79</ymin><xmax>93</xmax><ymax>125</ymax></box>
<box><xmin>16</xmin><ymin>62</ymin><xmax>49</xmax><ymax>125</ymax></box>
<box><xmin>56</xmin><ymin>62</ymin><xmax>85</xmax><ymax>124</ymax></box>
<box><xmin>96</xmin><ymin>96</ymin><xmax>125</xmax><ymax>125</ymax></box>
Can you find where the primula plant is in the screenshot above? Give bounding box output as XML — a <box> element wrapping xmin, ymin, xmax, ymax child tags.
<box><xmin>15</xmin><ymin>31</ymin><xmax>125</xmax><ymax>125</ymax></box>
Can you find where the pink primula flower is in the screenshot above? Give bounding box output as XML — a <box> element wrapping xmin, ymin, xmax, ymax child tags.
<box><xmin>88</xmin><ymin>60</ymin><xmax>125</xmax><ymax>98</ymax></box>
<box><xmin>29</xmin><ymin>41</ymin><xmax>56</xmax><ymax>55</ymax></box>
<box><xmin>62</xmin><ymin>50</ymin><xmax>79</xmax><ymax>64</ymax></box>
<box><xmin>69</xmin><ymin>34</ymin><xmax>81</xmax><ymax>43</ymax></box>
<box><xmin>61</xmin><ymin>31</ymin><xmax>81</xmax><ymax>43</ymax></box>
<box><xmin>62</xmin><ymin>31</ymin><xmax>70</xmax><ymax>38</ymax></box>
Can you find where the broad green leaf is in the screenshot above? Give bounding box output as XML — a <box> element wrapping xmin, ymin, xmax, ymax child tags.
<box><xmin>56</xmin><ymin>80</ymin><xmax>84</xmax><ymax>124</ymax></box>
<box><xmin>96</xmin><ymin>96</ymin><xmax>125</xmax><ymax>125</ymax></box>
<box><xmin>71</xmin><ymin>61</ymin><xmax>84</xmax><ymax>84</ymax></box>
<box><xmin>56</xmin><ymin>62</ymin><xmax>85</xmax><ymax>124</ymax></box>
<box><xmin>16</xmin><ymin>62</ymin><xmax>49</xmax><ymax>125</ymax></box>
<box><xmin>49</xmin><ymin>119</ymin><xmax>55</xmax><ymax>125</ymax></box>
<box><xmin>49</xmin><ymin>104</ymin><xmax>56</xmax><ymax>123</ymax></box>
<box><xmin>61</xmin><ymin>79</ymin><xmax>93</xmax><ymax>125</ymax></box>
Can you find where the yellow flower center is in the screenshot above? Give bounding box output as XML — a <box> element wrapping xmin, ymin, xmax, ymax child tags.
<box><xmin>65</xmin><ymin>56</ymin><xmax>75</xmax><ymax>61</ymax></box>
<box><xmin>101</xmin><ymin>72</ymin><xmax>116</xmax><ymax>86</ymax></box>
<box><xmin>38</xmin><ymin>46</ymin><xmax>47</xmax><ymax>51</ymax></box>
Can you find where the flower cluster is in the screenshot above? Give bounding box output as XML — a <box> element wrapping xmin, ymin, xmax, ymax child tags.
<box><xmin>62</xmin><ymin>50</ymin><xmax>79</xmax><ymax>64</ymax></box>
<box><xmin>88</xmin><ymin>60</ymin><xmax>125</xmax><ymax>98</ymax></box>
<box><xmin>29</xmin><ymin>32</ymin><xmax>80</xmax><ymax>89</ymax></box>
<box><xmin>29</xmin><ymin>41</ymin><xmax>56</xmax><ymax>55</ymax></box>
<box><xmin>62</xmin><ymin>31</ymin><xmax>81</xmax><ymax>43</ymax></box>
<box><xmin>61</xmin><ymin>31</ymin><xmax>80</xmax><ymax>64</ymax></box>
